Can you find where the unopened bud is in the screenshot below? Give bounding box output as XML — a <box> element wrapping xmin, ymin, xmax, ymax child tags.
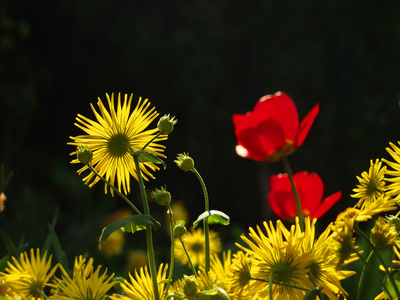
<box><xmin>157</xmin><ymin>114</ymin><xmax>177</xmax><ymax>135</ymax></box>
<box><xmin>174</xmin><ymin>220</ymin><xmax>187</xmax><ymax>237</ymax></box>
<box><xmin>151</xmin><ymin>186</ymin><xmax>171</xmax><ymax>206</ymax></box>
<box><xmin>175</xmin><ymin>153</ymin><xmax>194</xmax><ymax>172</ymax></box>
<box><xmin>77</xmin><ymin>145</ymin><xmax>93</xmax><ymax>165</ymax></box>
<box><xmin>182</xmin><ymin>275</ymin><xmax>198</xmax><ymax>296</ymax></box>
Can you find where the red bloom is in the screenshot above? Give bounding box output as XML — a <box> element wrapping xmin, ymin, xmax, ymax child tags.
<box><xmin>268</xmin><ymin>171</ymin><xmax>341</xmax><ymax>221</ymax></box>
<box><xmin>232</xmin><ymin>92</ymin><xmax>319</xmax><ymax>162</ymax></box>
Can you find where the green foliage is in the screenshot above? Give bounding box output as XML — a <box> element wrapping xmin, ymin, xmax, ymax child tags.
<box><xmin>131</xmin><ymin>150</ymin><xmax>166</xmax><ymax>170</ymax></box>
<box><xmin>193</xmin><ymin>210</ymin><xmax>230</xmax><ymax>228</ymax></box>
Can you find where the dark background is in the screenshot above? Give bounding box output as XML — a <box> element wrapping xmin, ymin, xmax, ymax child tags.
<box><xmin>1</xmin><ymin>0</ymin><xmax>400</xmax><ymax>294</ymax></box>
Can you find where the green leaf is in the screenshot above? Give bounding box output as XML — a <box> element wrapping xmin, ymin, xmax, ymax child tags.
<box><xmin>0</xmin><ymin>229</ymin><xmax>17</xmax><ymax>253</ymax></box>
<box><xmin>99</xmin><ymin>215</ymin><xmax>161</xmax><ymax>248</ymax></box>
<box><xmin>201</xmin><ymin>287</ymin><xmax>231</xmax><ymax>300</ymax></box>
<box><xmin>193</xmin><ymin>210</ymin><xmax>230</xmax><ymax>228</ymax></box>
<box><xmin>46</xmin><ymin>224</ymin><xmax>69</xmax><ymax>271</ymax></box>
<box><xmin>384</xmin><ymin>270</ymin><xmax>400</xmax><ymax>299</ymax></box>
<box><xmin>131</xmin><ymin>150</ymin><xmax>166</xmax><ymax>170</ymax></box>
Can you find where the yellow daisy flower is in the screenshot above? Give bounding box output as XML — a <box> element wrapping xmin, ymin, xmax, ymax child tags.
<box><xmin>227</xmin><ymin>250</ymin><xmax>254</xmax><ymax>299</ymax></box>
<box><xmin>109</xmin><ymin>263</ymin><xmax>168</xmax><ymax>300</ymax></box>
<box><xmin>2</xmin><ymin>248</ymin><xmax>58</xmax><ymax>300</ymax></box>
<box><xmin>383</xmin><ymin>141</ymin><xmax>400</xmax><ymax>201</ymax></box>
<box><xmin>351</xmin><ymin>159</ymin><xmax>386</xmax><ymax>209</ymax></box>
<box><xmin>50</xmin><ymin>256</ymin><xmax>115</xmax><ymax>300</ymax></box>
<box><xmin>174</xmin><ymin>227</ymin><xmax>222</xmax><ymax>267</ymax></box>
<box><xmin>237</xmin><ymin>219</ymin><xmax>314</xmax><ymax>299</ymax></box>
<box><xmin>69</xmin><ymin>93</ymin><xmax>167</xmax><ymax>196</ymax></box>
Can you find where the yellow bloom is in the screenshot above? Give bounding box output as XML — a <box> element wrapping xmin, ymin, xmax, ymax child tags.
<box><xmin>69</xmin><ymin>93</ymin><xmax>167</xmax><ymax>196</ymax></box>
<box><xmin>174</xmin><ymin>227</ymin><xmax>222</xmax><ymax>267</ymax></box>
<box><xmin>383</xmin><ymin>141</ymin><xmax>400</xmax><ymax>201</ymax></box>
<box><xmin>2</xmin><ymin>248</ymin><xmax>58</xmax><ymax>300</ymax></box>
<box><xmin>371</xmin><ymin>216</ymin><xmax>398</xmax><ymax>248</ymax></box>
<box><xmin>109</xmin><ymin>264</ymin><xmax>168</xmax><ymax>300</ymax></box>
<box><xmin>227</xmin><ymin>250</ymin><xmax>253</xmax><ymax>299</ymax></box>
<box><xmin>351</xmin><ymin>159</ymin><xmax>386</xmax><ymax>209</ymax></box>
<box><xmin>50</xmin><ymin>256</ymin><xmax>115</xmax><ymax>300</ymax></box>
<box><xmin>237</xmin><ymin>219</ymin><xmax>314</xmax><ymax>299</ymax></box>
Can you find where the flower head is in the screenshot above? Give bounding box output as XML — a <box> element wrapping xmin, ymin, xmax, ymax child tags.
<box><xmin>50</xmin><ymin>256</ymin><xmax>115</xmax><ymax>300</ymax></box>
<box><xmin>383</xmin><ymin>141</ymin><xmax>400</xmax><ymax>201</ymax></box>
<box><xmin>2</xmin><ymin>248</ymin><xmax>58</xmax><ymax>300</ymax></box>
<box><xmin>370</xmin><ymin>216</ymin><xmax>397</xmax><ymax>249</ymax></box>
<box><xmin>157</xmin><ymin>114</ymin><xmax>177</xmax><ymax>135</ymax></box>
<box><xmin>268</xmin><ymin>171</ymin><xmax>342</xmax><ymax>221</ymax></box>
<box><xmin>232</xmin><ymin>91</ymin><xmax>319</xmax><ymax>162</ymax></box>
<box><xmin>151</xmin><ymin>186</ymin><xmax>171</xmax><ymax>206</ymax></box>
<box><xmin>174</xmin><ymin>227</ymin><xmax>222</xmax><ymax>267</ymax></box>
<box><xmin>109</xmin><ymin>264</ymin><xmax>168</xmax><ymax>300</ymax></box>
<box><xmin>175</xmin><ymin>153</ymin><xmax>195</xmax><ymax>172</ymax></box>
<box><xmin>68</xmin><ymin>93</ymin><xmax>167</xmax><ymax>196</ymax></box>
<box><xmin>351</xmin><ymin>159</ymin><xmax>386</xmax><ymax>209</ymax></box>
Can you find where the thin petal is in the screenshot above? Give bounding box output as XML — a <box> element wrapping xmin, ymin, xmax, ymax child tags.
<box><xmin>296</xmin><ymin>103</ymin><xmax>319</xmax><ymax>147</ymax></box>
<box><xmin>268</xmin><ymin>174</ymin><xmax>297</xmax><ymax>220</ymax></box>
<box><xmin>294</xmin><ymin>172</ymin><xmax>324</xmax><ymax>214</ymax></box>
<box><xmin>310</xmin><ymin>191</ymin><xmax>342</xmax><ymax>219</ymax></box>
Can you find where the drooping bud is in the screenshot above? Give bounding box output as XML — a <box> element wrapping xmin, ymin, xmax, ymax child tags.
<box><xmin>182</xmin><ymin>275</ymin><xmax>198</xmax><ymax>296</ymax></box>
<box><xmin>371</xmin><ymin>216</ymin><xmax>397</xmax><ymax>248</ymax></box>
<box><xmin>151</xmin><ymin>186</ymin><xmax>171</xmax><ymax>206</ymax></box>
<box><xmin>157</xmin><ymin>114</ymin><xmax>177</xmax><ymax>135</ymax></box>
<box><xmin>77</xmin><ymin>145</ymin><xmax>93</xmax><ymax>165</ymax></box>
<box><xmin>174</xmin><ymin>220</ymin><xmax>187</xmax><ymax>237</ymax></box>
<box><xmin>175</xmin><ymin>153</ymin><xmax>194</xmax><ymax>172</ymax></box>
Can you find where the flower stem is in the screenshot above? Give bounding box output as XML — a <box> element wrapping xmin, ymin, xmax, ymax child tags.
<box><xmin>281</xmin><ymin>156</ymin><xmax>304</xmax><ymax>231</ymax></box>
<box><xmin>133</xmin><ymin>155</ymin><xmax>160</xmax><ymax>300</ymax></box>
<box><xmin>141</xmin><ymin>132</ymin><xmax>162</xmax><ymax>151</ymax></box>
<box><xmin>87</xmin><ymin>164</ymin><xmax>142</xmax><ymax>215</ymax></box>
<box><xmin>191</xmin><ymin>167</ymin><xmax>211</xmax><ymax>273</ymax></box>
<box><xmin>355</xmin><ymin>223</ymin><xmax>400</xmax><ymax>299</ymax></box>
<box><xmin>164</xmin><ymin>203</ymin><xmax>176</xmax><ymax>297</ymax></box>
<box><xmin>179</xmin><ymin>236</ymin><xmax>198</xmax><ymax>277</ymax></box>
<box><xmin>356</xmin><ymin>250</ymin><xmax>373</xmax><ymax>300</ymax></box>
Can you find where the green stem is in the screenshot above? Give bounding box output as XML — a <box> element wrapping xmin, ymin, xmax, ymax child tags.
<box><xmin>179</xmin><ymin>236</ymin><xmax>198</xmax><ymax>277</ymax></box>
<box><xmin>281</xmin><ymin>157</ymin><xmax>304</xmax><ymax>231</ymax></box>
<box><xmin>141</xmin><ymin>132</ymin><xmax>162</xmax><ymax>151</ymax></box>
<box><xmin>87</xmin><ymin>164</ymin><xmax>142</xmax><ymax>215</ymax></box>
<box><xmin>192</xmin><ymin>168</ymin><xmax>210</xmax><ymax>273</ymax></box>
<box><xmin>355</xmin><ymin>224</ymin><xmax>400</xmax><ymax>299</ymax></box>
<box><xmin>133</xmin><ymin>155</ymin><xmax>160</xmax><ymax>300</ymax></box>
<box><xmin>309</xmin><ymin>272</ymin><xmax>325</xmax><ymax>300</ymax></box>
<box><xmin>164</xmin><ymin>203</ymin><xmax>176</xmax><ymax>297</ymax></box>
<box><xmin>353</xmin><ymin>248</ymin><xmax>393</xmax><ymax>299</ymax></box>
<box><xmin>269</xmin><ymin>272</ymin><xmax>274</xmax><ymax>300</ymax></box>
<box><xmin>356</xmin><ymin>250</ymin><xmax>374</xmax><ymax>300</ymax></box>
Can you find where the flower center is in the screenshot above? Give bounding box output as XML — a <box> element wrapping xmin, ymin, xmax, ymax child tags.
<box><xmin>30</xmin><ymin>281</ymin><xmax>44</xmax><ymax>298</ymax></box>
<box><xmin>107</xmin><ymin>133</ymin><xmax>131</xmax><ymax>158</ymax></box>
<box><xmin>271</xmin><ymin>256</ymin><xmax>295</xmax><ymax>283</ymax></box>
<box><xmin>190</xmin><ymin>242</ymin><xmax>204</xmax><ymax>253</ymax></box>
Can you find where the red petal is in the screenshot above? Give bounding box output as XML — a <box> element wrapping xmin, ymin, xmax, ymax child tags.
<box><xmin>237</xmin><ymin>118</ymin><xmax>286</xmax><ymax>159</ymax></box>
<box><xmin>268</xmin><ymin>174</ymin><xmax>297</xmax><ymax>220</ymax></box>
<box><xmin>296</xmin><ymin>103</ymin><xmax>319</xmax><ymax>147</ymax></box>
<box><xmin>293</xmin><ymin>172</ymin><xmax>324</xmax><ymax>214</ymax></box>
<box><xmin>310</xmin><ymin>191</ymin><xmax>342</xmax><ymax>219</ymax></box>
<box><xmin>254</xmin><ymin>92</ymin><xmax>299</xmax><ymax>142</ymax></box>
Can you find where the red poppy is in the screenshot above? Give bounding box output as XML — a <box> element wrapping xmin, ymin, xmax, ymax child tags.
<box><xmin>268</xmin><ymin>171</ymin><xmax>341</xmax><ymax>221</ymax></box>
<box><xmin>232</xmin><ymin>92</ymin><xmax>319</xmax><ymax>162</ymax></box>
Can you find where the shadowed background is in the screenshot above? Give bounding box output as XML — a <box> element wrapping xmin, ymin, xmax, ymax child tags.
<box><xmin>1</xmin><ymin>0</ymin><xmax>400</xmax><ymax>293</ymax></box>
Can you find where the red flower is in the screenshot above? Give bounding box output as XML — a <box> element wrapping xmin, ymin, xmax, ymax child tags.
<box><xmin>232</xmin><ymin>92</ymin><xmax>319</xmax><ymax>162</ymax></box>
<box><xmin>268</xmin><ymin>171</ymin><xmax>341</xmax><ymax>221</ymax></box>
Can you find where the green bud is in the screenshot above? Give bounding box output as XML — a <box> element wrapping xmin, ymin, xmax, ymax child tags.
<box><xmin>175</xmin><ymin>153</ymin><xmax>194</xmax><ymax>172</ymax></box>
<box><xmin>174</xmin><ymin>220</ymin><xmax>187</xmax><ymax>237</ymax></box>
<box><xmin>157</xmin><ymin>114</ymin><xmax>177</xmax><ymax>134</ymax></box>
<box><xmin>182</xmin><ymin>275</ymin><xmax>198</xmax><ymax>296</ymax></box>
<box><xmin>111</xmin><ymin>277</ymin><xmax>126</xmax><ymax>293</ymax></box>
<box><xmin>151</xmin><ymin>186</ymin><xmax>171</xmax><ymax>206</ymax></box>
<box><xmin>77</xmin><ymin>145</ymin><xmax>93</xmax><ymax>165</ymax></box>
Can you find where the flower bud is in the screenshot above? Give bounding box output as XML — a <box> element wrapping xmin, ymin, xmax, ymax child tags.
<box><xmin>157</xmin><ymin>114</ymin><xmax>177</xmax><ymax>135</ymax></box>
<box><xmin>174</xmin><ymin>220</ymin><xmax>187</xmax><ymax>237</ymax></box>
<box><xmin>371</xmin><ymin>216</ymin><xmax>397</xmax><ymax>248</ymax></box>
<box><xmin>77</xmin><ymin>145</ymin><xmax>93</xmax><ymax>165</ymax></box>
<box><xmin>175</xmin><ymin>153</ymin><xmax>194</xmax><ymax>172</ymax></box>
<box><xmin>182</xmin><ymin>275</ymin><xmax>198</xmax><ymax>296</ymax></box>
<box><xmin>151</xmin><ymin>186</ymin><xmax>171</xmax><ymax>206</ymax></box>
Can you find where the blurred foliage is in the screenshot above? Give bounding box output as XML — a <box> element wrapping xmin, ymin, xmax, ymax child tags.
<box><xmin>1</xmin><ymin>1</ymin><xmax>400</xmax><ymax>293</ymax></box>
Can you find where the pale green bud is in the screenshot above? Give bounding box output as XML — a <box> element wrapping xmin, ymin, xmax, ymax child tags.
<box><xmin>77</xmin><ymin>145</ymin><xmax>93</xmax><ymax>165</ymax></box>
<box><xmin>174</xmin><ymin>220</ymin><xmax>187</xmax><ymax>237</ymax></box>
<box><xmin>157</xmin><ymin>114</ymin><xmax>177</xmax><ymax>134</ymax></box>
<box><xmin>175</xmin><ymin>153</ymin><xmax>194</xmax><ymax>172</ymax></box>
<box><xmin>182</xmin><ymin>275</ymin><xmax>198</xmax><ymax>296</ymax></box>
<box><xmin>151</xmin><ymin>186</ymin><xmax>171</xmax><ymax>206</ymax></box>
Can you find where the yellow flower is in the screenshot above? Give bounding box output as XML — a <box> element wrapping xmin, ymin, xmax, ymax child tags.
<box><xmin>68</xmin><ymin>93</ymin><xmax>167</xmax><ymax>196</ymax></box>
<box><xmin>100</xmin><ymin>229</ymin><xmax>125</xmax><ymax>258</ymax></box>
<box><xmin>237</xmin><ymin>219</ymin><xmax>314</xmax><ymax>299</ymax></box>
<box><xmin>383</xmin><ymin>141</ymin><xmax>400</xmax><ymax>201</ymax></box>
<box><xmin>351</xmin><ymin>159</ymin><xmax>386</xmax><ymax>209</ymax></box>
<box><xmin>2</xmin><ymin>248</ymin><xmax>58</xmax><ymax>300</ymax></box>
<box><xmin>227</xmin><ymin>250</ymin><xmax>253</xmax><ymax>299</ymax></box>
<box><xmin>174</xmin><ymin>227</ymin><xmax>222</xmax><ymax>267</ymax></box>
<box><xmin>371</xmin><ymin>216</ymin><xmax>398</xmax><ymax>249</ymax></box>
<box><xmin>109</xmin><ymin>264</ymin><xmax>168</xmax><ymax>300</ymax></box>
<box><xmin>50</xmin><ymin>256</ymin><xmax>115</xmax><ymax>300</ymax></box>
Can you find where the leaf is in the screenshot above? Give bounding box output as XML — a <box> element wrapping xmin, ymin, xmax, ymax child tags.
<box><xmin>201</xmin><ymin>287</ymin><xmax>231</xmax><ymax>300</ymax></box>
<box><xmin>0</xmin><ymin>229</ymin><xmax>17</xmax><ymax>253</ymax></box>
<box><xmin>99</xmin><ymin>215</ymin><xmax>161</xmax><ymax>248</ymax></box>
<box><xmin>384</xmin><ymin>270</ymin><xmax>400</xmax><ymax>299</ymax></box>
<box><xmin>131</xmin><ymin>151</ymin><xmax>166</xmax><ymax>170</ymax></box>
<box><xmin>46</xmin><ymin>224</ymin><xmax>70</xmax><ymax>271</ymax></box>
<box><xmin>193</xmin><ymin>210</ymin><xmax>230</xmax><ymax>228</ymax></box>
